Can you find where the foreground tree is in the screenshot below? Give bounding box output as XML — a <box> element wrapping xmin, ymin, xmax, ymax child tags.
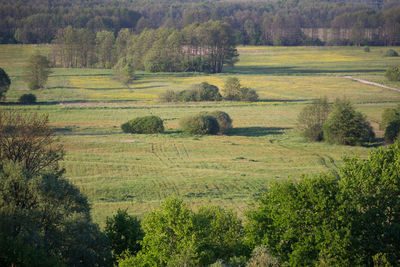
<box><xmin>0</xmin><ymin>111</ymin><xmax>111</xmax><ymax>266</ymax></box>
<box><xmin>0</xmin><ymin>68</ymin><xmax>10</xmax><ymax>101</ymax></box>
<box><xmin>246</xmin><ymin>142</ymin><xmax>400</xmax><ymax>266</ymax></box>
<box><xmin>24</xmin><ymin>54</ymin><xmax>51</xmax><ymax>89</ymax></box>
<box><xmin>0</xmin><ymin>111</ymin><xmax>64</xmax><ymax>175</ymax></box>
<box><xmin>298</xmin><ymin>97</ymin><xmax>331</xmax><ymax>141</ymax></box>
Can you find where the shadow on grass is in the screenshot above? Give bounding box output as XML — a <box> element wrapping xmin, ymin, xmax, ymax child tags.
<box><xmin>0</xmin><ymin>99</ymin><xmax>138</xmax><ymax>106</ymax></box>
<box><xmin>362</xmin><ymin>138</ymin><xmax>384</xmax><ymax>148</ymax></box>
<box><xmin>224</xmin><ymin>66</ymin><xmax>383</xmax><ymax>75</ymax></box>
<box><xmin>257</xmin><ymin>99</ymin><xmax>310</xmax><ymax>103</ymax></box>
<box><xmin>228</xmin><ymin>127</ymin><xmax>290</xmax><ymax>137</ymax></box>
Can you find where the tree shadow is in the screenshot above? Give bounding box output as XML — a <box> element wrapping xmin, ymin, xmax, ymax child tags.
<box><xmin>228</xmin><ymin>127</ymin><xmax>290</xmax><ymax>137</ymax></box>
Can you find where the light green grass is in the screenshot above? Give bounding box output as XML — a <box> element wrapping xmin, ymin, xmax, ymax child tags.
<box><xmin>1</xmin><ymin>44</ymin><xmax>400</xmax><ymax>226</ymax></box>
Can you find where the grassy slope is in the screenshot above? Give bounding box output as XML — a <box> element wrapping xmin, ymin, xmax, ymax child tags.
<box><xmin>1</xmin><ymin>45</ymin><xmax>400</xmax><ymax>225</ymax></box>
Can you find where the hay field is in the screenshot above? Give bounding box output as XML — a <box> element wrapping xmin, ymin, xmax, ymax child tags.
<box><xmin>1</xmin><ymin>45</ymin><xmax>400</xmax><ymax>225</ymax></box>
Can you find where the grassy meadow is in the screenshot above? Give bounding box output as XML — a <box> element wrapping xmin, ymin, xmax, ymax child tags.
<box><xmin>1</xmin><ymin>44</ymin><xmax>400</xmax><ymax>225</ymax></box>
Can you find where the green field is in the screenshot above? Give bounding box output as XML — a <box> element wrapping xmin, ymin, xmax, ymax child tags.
<box><xmin>1</xmin><ymin>45</ymin><xmax>400</xmax><ymax>225</ymax></box>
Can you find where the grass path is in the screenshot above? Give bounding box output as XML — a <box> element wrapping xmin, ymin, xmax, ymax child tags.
<box><xmin>344</xmin><ymin>76</ymin><xmax>400</xmax><ymax>93</ymax></box>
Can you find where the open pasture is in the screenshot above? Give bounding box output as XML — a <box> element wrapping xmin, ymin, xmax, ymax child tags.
<box><xmin>1</xmin><ymin>45</ymin><xmax>400</xmax><ymax>225</ymax></box>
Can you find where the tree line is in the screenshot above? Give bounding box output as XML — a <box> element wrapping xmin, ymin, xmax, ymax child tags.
<box><xmin>51</xmin><ymin>21</ymin><xmax>238</xmax><ymax>73</ymax></box>
<box><xmin>1</xmin><ymin>0</ymin><xmax>400</xmax><ymax>46</ymax></box>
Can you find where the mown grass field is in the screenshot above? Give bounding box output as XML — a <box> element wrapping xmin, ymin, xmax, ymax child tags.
<box><xmin>1</xmin><ymin>45</ymin><xmax>400</xmax><ymax>225</ymax></box>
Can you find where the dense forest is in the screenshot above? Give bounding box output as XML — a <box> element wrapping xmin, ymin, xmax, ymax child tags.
<box><xmin>1</xmin><ymin>0</ymin><xmax>400</xmax><ymax>46</ymax></box>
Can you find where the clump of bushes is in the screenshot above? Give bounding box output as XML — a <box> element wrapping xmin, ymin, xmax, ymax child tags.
<box><xmin>385</xmin><ymin>65</ymin><xmax>400</xmax><ymax>81</ymax></box>
<box><xmin>384</xmin><ymin>49</ymin><xmax>399</xmax><ymax>57</ymax></box>
<box><xmin>297</xmin><ymin>97</ymin><xmax>331</xmax><ymax>141</ymax></box>
<box><xmin>323</xmin><ymin>99</ymin><xmax>374</xmax><ymax>145</ymax></box>
<box><xmin>19</xmin><ymin>93</ymin><xmax>36</xmax><ymax>104</ymax></box>
<box><xmin>200</xmin><ymin>111</ymin><xmax>233</xmax><ymax>134</ymax></box>
<box><xmin>298</xmin><ymin>98</ymin><xmax>375</xmax><ymax>146</ymax></box>
<box><xmin>180</xmin><ymin>111</ymin><xmax>233</xmax><ymax>135</ymax></box>
<box><xmin>363</xmin><ymin>46</ymin><xmax>370</xmax><ymax>52</ymax></box>
<box><xmin>222</xmin><ymin>77</ymin><xmax>258</xmax><ymax>102</ymax></box>
<box><xmin>384</xmin><ymin>119</ymin><xmax>400</xmax><ymax>143</ymax></box>
<box><xmin>159</xmin><ymin>82</ymin><xmax>222</xmax><ymax>102</ymax></box>
<box><xmin>121</xmin><ymin>116</ymin><xmax>164</xmax><ymax>134</ymax></box>
<box><xmin>180</xmin><ymin>114</ymin><xmax>219</xmax><ymax>135</ymax></box>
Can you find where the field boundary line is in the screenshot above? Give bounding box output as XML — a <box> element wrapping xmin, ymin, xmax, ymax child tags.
<box><xmin>344</xmin><ymin>76</ymin><xmax>400</xmax><ymax>93</ymax></box>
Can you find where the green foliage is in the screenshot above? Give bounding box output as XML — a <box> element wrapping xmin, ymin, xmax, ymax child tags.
<box><xmin>19</xmin><ymin>93</ymin><xmax>36</xmax><ymax>104</ymax></box>
<box><xmin>159</xmin><ymin>82</ymin><xmax>222</xmax><ymax>102</ymax></box>
<box><xmin>384</xmin><ymin>49</ymin><xmax>399</xmax><ymax>57</ymax></box>
<box><xmin>0</xmin><ymin>161</ymin><xmax>111</xmax><ymax>266</ymax></box>
<box><xmin>24</xmin><ymin>53</ymin><xmax>51</xmax><ymax>89</ymax></box>
<box><xmin>384</xmin><ymin>119</ymin><xmax>400</xmax><ymax>143</ymax></box>
<box><xmin>246</xmin><ymin>142</ymin><xmax>400</xmax><ymax>266</ymax></box>
<box><xmin>121</xmin><ymin>116</ymin><xmax>164</xmax><ymax>134</ymax></box>
<box><xmin>323</xmin><ymin>99</ymin><xmax>374</xmax><ymax>145</ymax></box>
<box><xmin>380</xmin><ymin>105</ymin><xmax>400</xmax><ymax>130</ymax></box>
<box><xmin>201</xmin><ymin>111</ymin><xmax>233</xmax><ymax>134</ymax></box>
<box><xmin>113</xmin><ymin>58</ymin><xmax>135</xmax><ymax>86</ymax></box>
<box><xmin>245</xmin><ymin>246</ymin><xmax>280</xmax><ymax>267</ymax></box>
<box><xmin>105</xmin><ymin>209</ymin><xmax>144</xmax><ymax>263</ymax></box>
<box><xmin>363</xmin><ymin>46</ymin><xmax>370</xmax><ymax>52</ymax></box>
<box><xmin>298</xmin><ymin>97</ymin><xmax>331</xmax><ymax>142</ymax></box>
<box><xmin>0</xmin><ymin>67</ymin><xmax>10</xmax><ymax>101</ymax></box>
<box><xmin>118</xmin><ymin>197</ymin><xmax>247</xmax><ymax>267</ymax></box>
<box><xmin>385</xmin><ymin>65</ymin><xmax>400</xmax><ymax>81</ymax></box>
<box><xmin>180</xmin><ymin>114</ymin><xmax>219</xmax><ymax>135</ymax></box>
<box><xmin>222</xmin><ymin>77</ymin><xmax>258</xmax><ymax>102</ymax></box>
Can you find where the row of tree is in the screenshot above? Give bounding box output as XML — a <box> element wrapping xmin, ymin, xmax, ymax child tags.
<box><xmin>51</xmin><ymin>21</ymin><xmax>239</xmax><ymax>73</ymax></box>
<box><xmin>2</xmin><ymin>0</ymin><xmax>400</xmax><ymax>45</ymax></box>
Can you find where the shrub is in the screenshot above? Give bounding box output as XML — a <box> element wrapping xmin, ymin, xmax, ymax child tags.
<box><xmin>384</xmin><ymin>49</ymin><xmax>399</xmax><ymax>57</ymax></box>
<box><xmin>384</xmin><ymin>119</ymin><xmax>400</xmax><ymax>143</ymax></box>
<box><xmin>121</xmin><ymin>116</ymin><xmax>164</xmax><ymax>134</ymax></box>
<box><xmin>380</xmin><ymin>105</ymin><xmax>400</xmax><ymax>130</ymax></box>
<box><xmin>180</xmin><ymin>114</ymin><xmax>219</xmax><ymax>135</ymax></box>
<box><xmin>158</xmin><ymin>90</ymin><xmax>177</xmax><ymax>102</ymax></box>
<box><xmin>385</xmin><ymin>65</ymin><xmax>400</xmax><ymax>81</ymax></box>
<box><xmin>323</xmin><ymin>99</ymin><xmax>374</xmax><ymax>145</ymax></box>
<box><xmin>201</xmin><ymin>111</ymin><xmax>233</xmax><ymax>134</ymax></box>
<box><xmin>195</xmin><ymin>82</ymin><xmax>222</xmax><ymax>101</ymax></box>
<box><xmin>19</xmin><ymin>93</ymin><xmax>36</xmax><ymax>104</ymax></box>
<box><xmin>298</xmin><ymin>98</ymin><xmax>331</xmax><ymax>141</ymax></box>
<box><xmin>222</xmin><ymin>77</ymin><xmax>258</xmax><ymax>102</ymax></box>
<box><xmin>363</xmin><ymin>46</ymin><xmax>370</xmax><ymax>52</ymax></box>
<box><xmin>0</xmin><ymin>67</ymin><xmax>11</xmax><ymax>101</ymax></box>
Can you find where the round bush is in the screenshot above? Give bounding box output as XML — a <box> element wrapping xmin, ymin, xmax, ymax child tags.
<box><xmin>385</xmin><ymin>65</ymin><xmax>400</xmax><ymax>82</ymax></box>
<box><xmin>201</xmin><ymin>111</ymin><xmax>233</xmax><ymax>134</ymax></box>
<box><xmin>384</xmin><ymin>49</ymin><xmax>399</xmax><ymax>57</ymax></box>
<box><xmin>180</xmin><ymin>114</ymin><xmax>219</xmax><ymax>135</ymax></box>
<box><xmin>121</xmin><ymin>116</ymin><xmax>164</xmax><ymax>134</ymax></box>
<box><xmin>384</xmin><ymin>119</ymin><xmax>400</xmax><ymax>143</ymax></box>
<box><xmin>363</xmin><ymin>46</ymin><xmax>370</xmax><ymax>52</ymax></box>
<box><xmin>323</xmin><ymin>100</ymin><xmax>375</xmax><ymax>146</ymax></box>
<box><xmin>19</xmin><ymin>93</ymin><xmax>36</xmax><ymax>104</ymax></box>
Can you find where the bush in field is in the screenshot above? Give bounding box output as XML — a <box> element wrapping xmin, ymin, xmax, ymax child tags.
<box><xmin>195</xmin><ymin>82</ymin><xmax>222</xmax><ymax>101</ymax></box>
<box><xmin>380</xmin><ymin>105</ymin><xmax>400</xmax><ymax>130</ymax></box>
<box><xmin>0</xmin><ymin>67</ymin><xmax>10</xmax><ymax>101</ymax></box>
<box><xmin>121</xmin><ymin>116</ymin><xmax>164</xmax><ymax>134</ymax></box>
<box><xmin>19</xmin><ymin>93</ymin><xmax>36</xmax><ymax>104</ymax></box>
<box><xmin>201</xmin><ymin>111</ymin><xmax>233</xmax><ymax>134</ymax></box>
<box><xmin>323</xmin><ymin>99</ymin><xmax>374</xmax><ymax>145</ymax></box>
<box><xmin>384</xmin><ymin>119</ymin><xmax>400</xmax><ymax>143</ymax></box>
<box><xmin>385</xmin><ymin>65</ymin><xmax>400</xmax><ymax>81</ymax></box>
<box><xmin>298</xmin><ymin>98</ymin><xmax>331</xmax><ymax>141</ymax></box>
<box><xmin>159</xmin><ymin>82</ymin><xmax>222</xmax><ymax>102</ymax></box>
<box><xmin>384</xmin><ymin>49</ymin><xmax>399</xmax><ymax>57</ymax></box>
<box><xmin>24</xmin><ymin>54</ymin><xmax>51</xmax><ymax>89</ymax></box>
<box><xmin>180</xmin><ymin>114</ymin><xmax>219</xmax><ymax>135</ymax></box>
<box><xmin>363</xmin><ymin>46</ymin><xmax>370</xmax><ymax>52</ymax></box>
<box><xmin>222</xmin><ymin>77</ymin><xmax>258</xmax><ymax>102</ymax></box>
